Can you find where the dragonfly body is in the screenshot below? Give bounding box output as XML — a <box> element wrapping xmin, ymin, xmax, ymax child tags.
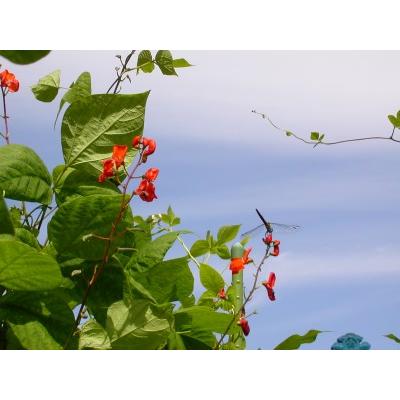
<box><xmin>241</xmin><ymin>209</ymin><xmax>300</xmax><ymax>238</ymax></box>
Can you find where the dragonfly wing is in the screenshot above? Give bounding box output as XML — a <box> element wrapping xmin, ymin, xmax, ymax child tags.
<box><xmin>269</xmin><ymin>222</ymin><xmax>301</xmax><ymax>232</ymax></box>
<box><xmin>240</xmin><ymin>223</ymin><xmax>265</xmax><ymax>238</ymax></box>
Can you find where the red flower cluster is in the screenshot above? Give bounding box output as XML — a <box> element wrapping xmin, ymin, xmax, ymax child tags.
<box><xmin>229</xmin><ymin>247</ymin><xmax>252</xmax><ymax>274</ymax></box>
<box><xmin>262</xmin><ymin>272</ymin><xmax>276</xmax><ymax>301</ymax></box>
<box><xmin>0</xmin><ymin>70</ymin><xmax>19</xmax><ymax>93</ymax></box>
<box><xmin>98</xmin><ymin>145</ymin><xmax>128</xmax><ymax>183</ymax></box>
<box><xmin>238</xmin><ymin>316</ymin><xmax>250</xmax><ymax>336</ymax></box>
<box><xmin>270</xmin><ymin>240</ymin><xmax>280</xmax><ymax>257</ymax></box>
<box><xmin>132</xmin><ymin>135</ymin><xmax>156</xmax><ymax>163</ymax></box>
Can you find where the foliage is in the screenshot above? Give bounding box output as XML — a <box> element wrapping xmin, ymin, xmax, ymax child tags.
<box><xmin>274</xmin><ymin>330</ymin><xmax>323</xmax><ymax>349</ymax></box>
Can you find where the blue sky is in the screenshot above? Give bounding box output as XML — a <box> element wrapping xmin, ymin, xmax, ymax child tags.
<box><xmin>4</xmin><ymin>50</ymin><xmax>400</xmax><ymax>349</ymax></box>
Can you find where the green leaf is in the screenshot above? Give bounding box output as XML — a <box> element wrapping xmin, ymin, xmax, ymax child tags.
<box><xmin>14</xmin><ymin>228</ymin><xmax>40</xmax><ymax>249</ymax></box>
<box><xmin>388</xmin><ymin>114</ymin><xmax>400</xmax><ymax>128</ymax></box>
<box><xmin>319</xmin><ymin>134</ymin><xmax>325</xmax><ymax>142</ymax></box>
<box><xmin>190</xmin><ymin>239</ymin><xmax>210</xmax><ymax>257</ymax></box>
<box><xmin>48</xmin><ymin>194</ymin><xmax>133</xmax><ymax>260</ymax></box>
<box><xmin>179</xmin><ymin>329</ymin><xmax>215</xmax><ymax>349</ymax></box>
<box><xmin>0</xmin><ymin>292</ymin><xmax>75</xmax><ymax>349</ymax></box>
<box><xmin>132</xmin><ymin>257</ymin><xmax>194</xmax><ymax>304</ymax></box>
<box><xmin>397</xmin><ymin>111</ymin><xmax>400</xmax><ymax>120</ymax></box>
<box><xmin>175</xmin><ymin>306</ymin><xmax>236</xmax><ymax>335</ymax></box>
<box><xmin>55</xmin><ymin>71</ymin><xmax>91</xmax><ymax>125</ymax></box>
<box><xmin>137</xmin><ymin>50</ymin><xmax>155</xmax><ymax>73</ymax></box>
<box><xmin>385</xmin><ymin>333</ymin><xmax>400</xmax><ymax>344</ymax></box>
<box><xmin>61</xmin><ymin>92</ymin><xmax>149</xmax><ymax>176</ymax></box>
<box><xmin>53</xmin><ymin>166</ymin><xmax>119</xmax><ymax>206</ymax></box>
<box><xmin>310</xmin><ymin>132</ymin><xmax>320</xmax><ymax>141</ymax></box>
<box><xmin>106</xmin><ymin>300</ymin><xmax>172</xmax><ymax>349</ymax></box>
<box><xmin>214</xmin><ymin>245</ymin><xmax>231</xmax><ymax>259</ymax></box>
<box><xmin>79</xmin><ymin>319</ymin><xmax>112</xmax><ymax>350</ymax></box>
<box><xmin>0</xmin><ymin>192</ymin><xmax>14</xmax><ymax>235</ymax></box>
<box><xmin>274</xmin><ymin>329</ymin><xmax>323</xmax><ymax>350</ymax></box>
<box><xmin>0</xmin><ymin>240</ymin><xmax>62</xmax><ymax>291</ymax></box>
<box><xmin>286</xmin><ymin>131</ymin><xmax>293</xmax><ymax>137</ymax></box>
<box><xmin>217</xmin><ymin>225</ymin><xmax>240</xmax><ymax>244</ymax></box>
<box><xmin>155</xmin><ymin>50</ymin><xmax>177</xmax><ymax>76</ymax></box>
<box><xmin>0</xmin><ymin>144</ymin><xmax>52</xmax><ymax>204</ymax></box>
<box><xmin>31</xmin><ymin>70</ymin><xmax>61</xmax><ymax>102</ymax></box>
<box><xmin>172</xmin><ymin>58</ymin><xmax>192</xmax><ymax>68</ymax></box>
<box><xmin>199</xmin><ymin>263</ymin><xmax>225</xmax><ymax>293</ymax></box>
<box><xmin>0</xmin><ymin>50</ymin><xmax>50</xmax><ymax>64</ymax></box>
<box><xmin>126</xmin><ymin>232</ymin><xmax>178</xmax><ymax>272</ymax></box>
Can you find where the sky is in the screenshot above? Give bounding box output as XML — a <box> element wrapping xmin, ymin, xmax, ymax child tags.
<box><xmin>3</xmin><ymin>50</ymin><xmax>400</xmax><ymax>349</ymax></box>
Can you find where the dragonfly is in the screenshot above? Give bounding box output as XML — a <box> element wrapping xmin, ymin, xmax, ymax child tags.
<box><xmin>241</xmin><ymin>208</ymin><xmax>300</xmax><ymax>238</ymax></box>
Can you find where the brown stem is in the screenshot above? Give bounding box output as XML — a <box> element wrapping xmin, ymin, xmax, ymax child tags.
<box><xmin>106</xmin><ymin>51</ymin><xmax>136</xmax><ymax>94</ymax></box>
<box><xmin>63</xmin><ymin>154</ymin><xmax>143</xmax><ymax>349</ymax></box>
<box><xmin>1</xmin><ymin>87</ymin><xmax>10</xmax><ymax>144</ymax></box>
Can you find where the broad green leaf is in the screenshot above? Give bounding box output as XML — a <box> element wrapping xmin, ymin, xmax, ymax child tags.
<box><xmin>48</xmin><ymin>194</ymin><xmax>133</xmax><ymax>260</ymax></box>
<box><xmin>385</xmin><ymin>333</ymin><xmax>400</xmax><ymax>344</ymax></box>
<box><xmin>137</xmin><ymin>50</ymin><xmax>155</xmax><ymax>73</ymax></box>
<box><xmin>199</xmin><ymin>263</ymin><xmax>225</xmax><ymax>293</ymax></box>
<box><xmin>14</xmin><ymin>228</ymin><xmax>40</xmax><ymax>249</ymax></box>
<box><xmin>132</xmin><ymin>257</ymin><xmax>193</xmax><ymax>303</ymax></box>
<box><xmin>0</xmin><ymin>193</ymin><xmax>14</xmax><ymax>234</ymax></box>
<box><xmin>172</xmin><ymin>58</ymin><xmax>192</xmax><ymax>68</ymax></box>
<box><xmin>61</xmin><ymin>92</ymin><xmax>149</xmax><ymax>176</ymax></box>
<box><xmin>197</xmin><ymin>290</ymin><xmax>216</xmax><ymax>307</ymax></box>
<box><xmin>190</xmin><ymin>239</ymin><xmax>210</xmax><ymax>257</ymax></box>
<box><xmin>155</xmin><ymin>50</ymin><xmax>177</xmax><ymax>76</ymax></box>
<box><xmin>175</xmin><ymin>306</ymin><xmax>236</xmax><ymax>335</ymax></box>
<box><xmin>167</xmin><ymin>332</ymin><xmax>187</xmax><ymax>349</ymax></box>
<box><xmin>53</xmin><ymin>166</ymin><xmax>119</xmax><ymax>205</ymax></box>
<box><xmin>126</xmin><ymin>232</ymin><xmax>178</xmax><ymax>272</ymax></box>
<box><xmin>79</xmin><ymin>319</ymin><xmax>112</xmax><ymax>350</ymax></box>
<box><xmin>215</xmin><ymin>245</ymin><xmax>231</xmax><ymax>259</ymax></box>
<box><xmin>31</xmin><ymin>70</ymin><xmax>61</xmax><ymax>102</ymax></box>
<box><xmin>217</xmin><ymin>224</ymin><xmax>241</xmax><ymax>244</ymax></box>
<box><xmin>56</xmin><ymin>71</ymin><xmax>91</xmax><ymax>125</ymax></box>
<box><xmin>0</xmin><ymin>50</ymin><xmax>50</xmax><ymax>64</ymax></box>
<box><xmin>397</xmin><ymin>111</ymin><xmax>400</xmax><ymax>120</ymax></box>
<box><xmin>274</xmin><ymin>329</ymin><xmax>323</xmax><ymax>350</ymax></box>
<box><xmin>180</xmin><ymin>329</ymin><xmax>216</xmax><ymax>349</ymax></box>
<box><xmin>0</xmin><ymin>292</ymin><xmax>75</xmax><ymax>349</ymax></box>
<box><xmin>0</xmin><ymin>240</ymin><xmax>62</xmax><ymax>291</ymax></box>
<box><xmin>0</xmin><ymin>144</ymin><xmax>52</xmax><ymax>204</ymax></box>
<box><xmin>388</xmin><ymin>114</ymin><xmax>400</xmax><ymax>128</ymax></box>
<box><xmin>310</xmin><ymin>132</ymin><xmax>320</xmax><ymax>141</ymax></box>
<box><xmin>106</xmin><ymin>300</ymin><xmax>172</xmax><ymax>349</ymax></box>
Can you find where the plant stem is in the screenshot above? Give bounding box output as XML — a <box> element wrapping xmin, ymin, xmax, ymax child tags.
<box><xmin>106</xmin><ymin>51</ymin><xmax>136</xmax><ymax>94</ymax></box>
<box><xmin>1</xmin><ymin>87</ymin><xmax>10</xmax><ymax>144</ymax></box>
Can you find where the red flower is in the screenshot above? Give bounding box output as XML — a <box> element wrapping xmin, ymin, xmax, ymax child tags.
<box><xmin>135</xmin><ymin>179</ymin><xmax>157</xmax><ymax>202</ymax></box>
<box><xmin>229</xmin><ymin>247</ymin><xmax>252</xmax><ymax>274</ymax></box>
<box><xmin>262</xmin><ymin>272</ymin><xmax>276</xmax><ymax>302</ymax></box>
<box><xmin>143</xmin><ymin>167</ymin><xmax>159</xmax><ymax>182</ymax></box>
<box><xmin>0</xmin><ymin>70</ymin><xmax>19</xmax><ymax>93</ymax></box>
<box><xmin>270</xmin><ymin>240</ymin><xmax>280</xmax><ymax>256</ymax></box>
<box><xmin>98</xmin><ymin>159</ymin><xmax>115</xmax><ymax>183</ymax></box>
<box><xmin>238</xmin><ymin>317</ymin><xmax>250</xmax><ymax>336</ymax></box>
<box><xmin>217</xmin><ymin>288</ymin><xmax>227</xmax><ymax>300</ymax></box>
<box><xmin>142</xmin><ymin>138</ymin><xmax>156</xmax><ymax>156</ymax></box>
<box><xmin>263</xmin><ymin>233</ymin><xmax>273</xmax><ymax>245</ymax></box>
<box><xmin>112</xmin><ymin>145</ymin><xmax>128</xmax><ymax>168</ymax></box>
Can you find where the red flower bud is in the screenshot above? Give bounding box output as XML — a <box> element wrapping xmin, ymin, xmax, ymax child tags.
<box><xmin>132</xmin><ymin>135</ymin><xmax>142</xmax><ymax>149</ymax></box>
<box><xmin>242</xmin><ymin>247</ymin><xmax>253</xmax><ymax>265</ymax></box>
<box><xmin>142</xmin><ymin>138</ymin><xmax>156</xmax><ymax>156</ymax></box>
<box><xmin>217</xmin><ymin>288</ymin><xmax>227</xmax><ymax>300</ymax></box>
<box><xmin>0</xmin><ymin>70</ymin><xmax>19</xmax><ymax>93</ymax></box>
<box><xmin>112</xmin><ymin>145</ymin><xmax>128</xmax><ymax>168</ymax></box>
<box><xmin>143</xmin><ymin>167</ymin><xmax>159</xmax><ymax>182</ymax></box>
<box><xmin>134</xmin><ymin>179</ymin><xmax>157</xmax><ymax>202</ymax></box>
<box><xmin>238</xmin><ymin>317</ymin><xmax>250</xmax><ymax>336</ymax></box>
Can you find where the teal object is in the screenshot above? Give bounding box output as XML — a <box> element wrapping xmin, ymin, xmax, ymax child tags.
<box><xmin>331</xmin><ymin>333</ymin><xmax>371</xmax><ymax>350</ymax></box>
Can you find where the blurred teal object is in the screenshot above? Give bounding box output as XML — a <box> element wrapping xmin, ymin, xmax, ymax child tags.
<box><xmin>331</xmin><ymin>333</ymin><xmax>371</xmax><ymax>350</ymax></box>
